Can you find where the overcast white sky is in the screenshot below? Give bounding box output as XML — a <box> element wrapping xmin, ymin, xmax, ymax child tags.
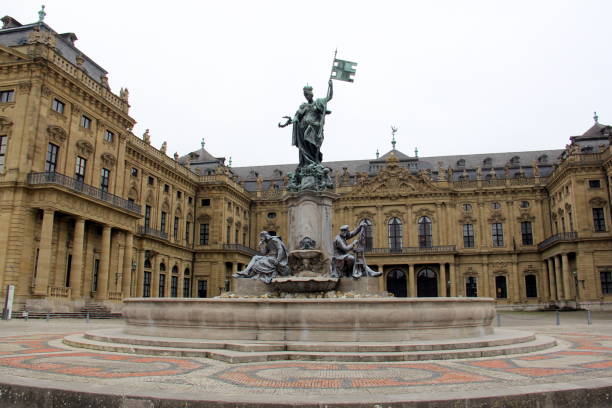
<box><xmin>6</xmin><ymin>1</ymin><xmax>612</xmax><ymax>166</ymax></box>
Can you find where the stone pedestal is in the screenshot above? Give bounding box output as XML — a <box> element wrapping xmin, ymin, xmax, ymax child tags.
<box><xmin>235</xmin><ymin>279</ymin><xmax>271</xmax><ymax>296</ymax></box>
<box><xmin>284</xmin><ymin>191</ymin><xmax>338</xmax><ymax>262</ymax></box>
<box><xmin>338</xmin><ymin>277</ymin><xmax>385</xmax><ymax>296</ymax></box>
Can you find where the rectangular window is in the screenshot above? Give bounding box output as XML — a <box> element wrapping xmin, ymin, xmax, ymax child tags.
<box><xmin>185</xmin><ymin>221</ymin><xmax>191</xmax><ymax>243</ymax></box>
<box><xmin>463</xmin><ymin>224</ymin><xmax>475</xmax><ymax>248</ymax></box>
<box><xmin>104</xmin><ymin>130</ymin><xmax>114</xmax><ymax>142</ymax></box>
<box><xmin>92</xmin><ymin>259</ymin><xmax>100</xmax><ymax>292</ymax></box>
<box><xmin>201</xmin><ymin>198</ymin><xmax>210</xmax><ymax>206</ymax></box>
<box><xmin>176</xmin><ymin>191</ymin><xmax>182</xmax><ymax>199</ymax></box>
<box><xmin>164</xmin><ymin>184</ymin><xmax>169</xmax><ymax>193</ymax></box>
<box><xmin>183</xmin><ymin>278</ymin><xmax>191</xmax><ymax>297</ymax></box>
<box><xmin>158</xmin><ymin>274</ymin><xmax>166</xmax><ymax>298</ymax></box>
<box><xmin>80</xmin><ymin>115</ymin><xmax>91</xmax><ymax>129</ymax></box>
<box><xmin>198</xmin><ymin>280</ymin><xmax>208</xmax><ymax>298</ymax></box>
<box><xmin>144</xmin><ymin>205</ymin><xmax>151</xmax><ymax>229</ymax></box>
<box><xmin>160</xmin><ymin>211</ymin><xmax>167</xmax><ymax>233</ymax></box>
<box><xmin>589</xmin><ymin>179</ymin><xmax>601</xmax><ymax>189</ymax></box>
<box><xmin>0</xmin><ymin>135</ymin><xmax>7</xmax><ymax>172</ymax></box>
<box><xmin>171</xmin><ymin>276</ymin><xmax>178</xmax><ymax>297</ymax></box>
<box><xmin>200</xmin><ymin>223</ymin><xmax>209</xmax><ymax>245</ymax></box>
<box><xmin>188</xmin><ymin>197</ymin><xmax>193</xmax><ymax>205</ymax></box>
<box><xmin>45</xmin><ymin>143</ymin><xmax>59</xmax><ymax>172</ymax></box>
<box><xmin>100</xmin><ymin>168</ymin><xmax>110</xmax><ymax>192</ymax></box>
<box><xmin>593</xmin><ymin>208</ymin><xmax>606</xmax><ymax>232</ymax></box>
<box><xmin>521</xmin><ymin>221</ymin><xmax>533</xmax><ymax>245</ymax></box>
<box><xmin>75</xmin><ymin>156</ymin><xmax>87</xmax><ymax>182</ymax></box>
<box><xmin>52</xmin><ymin>98</ymin><xmax>65</xmax><ymax>114</ymax></box>
<box><xmin>173</xmin><ymin>216</ymin><xmax>179</xmax><ymax>240</ymax></box>
<box><xmin>492</xmin><ymin>223</ymin><xmax>504</xmax><ymax>247</ymax></box>
<box><xmin>65</xmin><ymin>254</ymin><xmax>72</xmax><ymax>287</ymax></box>
<box><xmin>143</xmin><ymin>271</ymin><xmax>151</xmax><ymax>297</ymax></box>
<box><xmin>0</xmin><ymin>90</ymin><xmax>14</xmax><ymax>103</ymax></box>
<box><xmin>130</xmin><ymin>167</ymin><xmax>138</xmax><ymax>177</ymax></box>
<box><xmin>148</xmin><ymin>176</ymin><xmax>154</xmax><ymax>185</ymax></box>
<box><xmin>601</xmin><ymin>271</ymin><xmax>612</xmax><ymax>295</ymax></box>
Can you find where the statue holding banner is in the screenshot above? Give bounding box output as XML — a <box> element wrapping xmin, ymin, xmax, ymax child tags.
<box><xmin>279</xmin><ymin>52</ymin><xmax>357</xmax><ymax>192</ymax></box>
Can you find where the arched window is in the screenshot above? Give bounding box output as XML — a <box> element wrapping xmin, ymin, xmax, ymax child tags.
<box><xmin>418</xmin><ymin>216</ymin><xmax>432</xmax><ymax>248</ymax></box>
<box><xmin>525</xmin><ymin>274</ymin><xmax>537</xmax><ymax>298</ymax></box>
<box><xmin>388</xmin><ymin>218</ymin><xmax>402</xmax><ymax>251</ymax></box>
<box><xmin>159</xmin><ymin>263</ymin><xmax>166</xmax><ymax>272</ymax></box>
<box><xmin>360</xmin><ymin>219</ymin><xmax>373</xmax><ymax>250</ymax></box>
<box><xmin>144</xmin><ymin>259</ymin><xmax>151</xmax><ymax>269</ymax></box>
<box><xmin>495</xmin><ymin>275</ymin><xmax>507</xmax><ymax>299</ymax></box>
<box><xmin>172</xmin><ymin>265</ymin><xmax>178</xmax><ymax>274</ymax></box>
<box><xmin>184</xmin><ymin>268</ymin><xmax>190</xmax><ymax>276</ymax></box>
<box><xmin>417</xmin><ymin>268</ymin><xmax>438</xmax><ymax>297</ymax></box>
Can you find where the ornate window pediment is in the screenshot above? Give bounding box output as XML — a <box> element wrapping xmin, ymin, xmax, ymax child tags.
<box><xmin>590</xmin><ymin>197</ymin><xmax>607</xmax><ymax>207</ymax></box>
<box><xmin>100</xmin><ymin>152</ymin><xmax>116</xmax><ymax>168</ymax></box>
<box><xmin>414</xmin><ymin>207</ymin><xmax>434</xmax><ymax>221</ymax></box>
<box><xmin>75</xmin><ymin>139</ymin><xmax>93</xmax><ymax>157</ymax></box>
<box><xmin>47</xmin><ymin>126</ymin><xmax>67</xmax><ymax>144</ymax></box>
<box><xmin>384</xmin><ymin>209</ymin><xmax>404</xmax><ymax>223</ymax></box>
<box><xmin>458</xmin><ymin>214</ymin><xmax>477</xmax><ymax>224</ymax></box>
<box><xmin>0</xmin><ymin>116</ymin><xmax>13</xmax><ymax>133</ymax></box>
<box><xmin>488</xmin><ymin>211</ymin><xmax>505</xmax><ymax>223</ymax></box>
<box><xmin>355</xmin><ymin>210</ymin><xmax>376</xmax><ymax>224</ymax></box>
<box><xmin>517</xmin><ymin>212</ymin><xmax>535</xmax><ymax>222</ymax></box>
<box><xmin>197</xmin><ymin>214</ymin><xmax>211</xmax><ymax>223</ymax></box>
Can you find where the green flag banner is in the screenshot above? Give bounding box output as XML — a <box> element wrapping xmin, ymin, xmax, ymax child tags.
<box><xmin>331</xmin><ymin>59</ymin><xmax>357</xmax><ymax>82</ymax></box>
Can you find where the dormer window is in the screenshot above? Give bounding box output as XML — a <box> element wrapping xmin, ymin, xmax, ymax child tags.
<box><xmin>537</xmin><ymin>154</ymin><xmax>548</xmax><ymax>164</ymax></box>
<box><xmin>456</xmin><ymin>159</ymin><xmax>466</xmax><ymax>168</ymax></box>
<box><xmin>509</xmin><ymin>156</ymin><xmax>520</xmax><ymax>166</ymax></box>
<box><xmin>483</xmin><ymin>157</ymin><xmax>492</xmax><ymax>167</ymax></box>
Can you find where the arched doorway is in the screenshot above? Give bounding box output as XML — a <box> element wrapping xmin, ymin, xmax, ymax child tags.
<box><xmin>417</xmin><ymin>267</ymin><xmax>438</xmax><ymax>297</ymax></box>
<box><xmin>386</xmin><ymin>269</ymin><xmax>407</xmax><ymax>297</ymax></box>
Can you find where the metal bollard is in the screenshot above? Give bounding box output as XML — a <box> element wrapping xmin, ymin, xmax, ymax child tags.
<box><xmin>587</xmin><ymin>310</ymin><xmax>592</xmax><ymax>325</ymax></box>
<box><xmin>555</xmin><ymin>310</ymin><xmax>560</xmax><ymax>326</ymax></box>
<box><xmin>496</xmin><ymin>314</ymin><xmax>501</xmax><ymax>327</ymax></box>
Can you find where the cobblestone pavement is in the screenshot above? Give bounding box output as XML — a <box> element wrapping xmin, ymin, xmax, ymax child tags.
<box><xmin>0</xmin><ymin>311</ymin><xmax>611</xmax><ymax>399</ymax></box>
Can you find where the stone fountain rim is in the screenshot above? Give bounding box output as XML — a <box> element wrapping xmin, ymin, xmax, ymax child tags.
<box><xmin>124</xmin><ymin>297</ymin><xmax>495</xmax><ymax>304</ymax></box>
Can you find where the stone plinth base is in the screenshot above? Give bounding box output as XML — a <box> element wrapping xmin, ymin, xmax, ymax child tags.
<box><xmin>337</xmin><ymin>277</ymin><xmax>383</xmax><ymax>296</ymax></box>
<box><xmin>234</xmin><ymin>279</ymin><xmax>271</xmax><ymax>296</ymax></box>
<box><xmin>284</xmin><ymin>191</ymin><xmax>338</xmax><ymax>262</ymax></box>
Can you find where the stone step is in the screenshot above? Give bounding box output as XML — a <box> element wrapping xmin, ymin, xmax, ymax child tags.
<box><xmin>63</xmin><ymin>330</ymin><xmax>557</xmax><ymax>363</ymax></box>
<box><xmin>82</xmin><ymin>328</ymin><xmax>536</xmax><ymax>353</ymax></box>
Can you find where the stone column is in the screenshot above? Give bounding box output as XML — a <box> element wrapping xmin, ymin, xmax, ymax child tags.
<box><xmin>34</xmin><ymin>209</ymin><xmax>55</xmax><ymax>296</ymax></box>
<box><xmin>544</xmin><ymin>258</ymin><xmax>557</xmax><ymax>300</ymax></box>
<box><xmin>70</xmin><ymin>217</ymin><xmax>86</xmax><ymax>298</ymax></box>
<box><xmin>547</xmin><ymin>258</ymin><xmax>556</xmax><ymax>301</ymax></box>
<box><xmin>511</xmin><ymin>254</ymin><xmax>520</xmax><ymax>302</ymax></box>
<box><xmin>449</xmin><ymin>262</ymin><xmax>457</xmax><ymax>297</ymax></box>
<box><xmin>152</xmin><ymin>254</ymin><xmax>159</xmax><ymax>297</ymax></box>
<box><xmin>561</xmin><ymin>253</ymin><xmax>572</xmax><ymax>300</ymax></box>
<box><xmin>434</xmin><ymin>203</ymin><xmax>442</xmax><ymax>246</ymax></box>
<box><xmin>178</xmin><ymin>263</ymin><xmax>185</xmax><ymax>297</ymax></box>
<box><xmin>553</xmin><ymin>255</ymin><xmax>563</xmax><ymax>300</ymax></box>
<box><xmin>540</xmin><ymin>261</ymin><xmax>550</xmax><ymax>300</ymax></box>
<box><xmin>116</xmin><ymin>244</ymin><xmax>125</xmax><ymax>293</ymax></box>
<box><xmin>136</xmin><ymin>250</ymin><xmax>145</xmax><ymax>297</ymax></box>
<box><xmin>122</xmin><ymin>232</ymin><xmax>133</xmax><ymax>298</ymax></box>
<box><xmin>482</xmin><ymin>261</ymin><xmax>489</xmax><ymax>298</ymax></box>
<box><xmin>438</xmin><ymin>263</ymin><xmax>446</xmax><ymax>297</ymax></box>
<box><xmin>408</xmin><ymin>264</ymin><xmax>415</xmax><ymax>297</ymax></box>
<box><xmin>96</xmin><ymin>225</ymin><xmax>112</xmax><ymax>300</ymax></box>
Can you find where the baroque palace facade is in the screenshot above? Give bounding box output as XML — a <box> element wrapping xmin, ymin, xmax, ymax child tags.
<box><xmin>1</xmin><ymin>15</ymin><xmax>612</xmax><ymax>313</ymax></box>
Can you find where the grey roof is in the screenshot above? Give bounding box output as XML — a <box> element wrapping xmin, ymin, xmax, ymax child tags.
<box><xmin>0</xmin><ymin>18</ymin><xmax>107</xmax><ymax>84</ymax></box>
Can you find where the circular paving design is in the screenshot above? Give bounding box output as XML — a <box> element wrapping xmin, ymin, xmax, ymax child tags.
<box><xmin>0</xmin><ymin>317</ymin><xmax>612</xmax><ymax>407</ymax></box>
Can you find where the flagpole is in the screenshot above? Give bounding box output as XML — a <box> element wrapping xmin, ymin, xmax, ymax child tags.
<box><xmin>317</xmin><ymin>49</ymin><xmax>337</xmax><ymax>164</ymax></box>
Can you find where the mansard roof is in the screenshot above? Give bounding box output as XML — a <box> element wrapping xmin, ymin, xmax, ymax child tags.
<box><xmin>0</xmin><ymin>16</ymin><xmax>107</xmax><ymax>84</ymax></box>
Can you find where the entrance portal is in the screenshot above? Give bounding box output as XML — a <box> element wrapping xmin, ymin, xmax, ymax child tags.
<box><xmin>417</xmin><ymin>267</ymin><xmax>438</xmax><ymax>297</ymax></box>
<box><xmin>386</xmin><ymin>269</ymin><xmax>407</xmax><ymax>297</ymax></box>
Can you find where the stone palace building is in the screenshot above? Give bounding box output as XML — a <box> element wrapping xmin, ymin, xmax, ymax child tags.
<box><xmin>1</xmin><ymin>15</ymin><xmax>611</xmax><ymax>313</ymax></box>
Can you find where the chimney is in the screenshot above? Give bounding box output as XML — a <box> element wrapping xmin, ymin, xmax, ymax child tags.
<box><xmin>1</xmin><ymin>16</ymin><xmax>22</xmax><ymax>29</ymax></box>
<box><xmin>59</xmin><ymin>32</ymin><xmax>78</xmax><ymax>46</ymax></box>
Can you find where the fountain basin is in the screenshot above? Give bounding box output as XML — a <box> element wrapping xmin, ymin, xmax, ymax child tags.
<box><xmin>123</xmin><ymin>297</ymin><xmax>495</xmax><ymax>342</ymax></box>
